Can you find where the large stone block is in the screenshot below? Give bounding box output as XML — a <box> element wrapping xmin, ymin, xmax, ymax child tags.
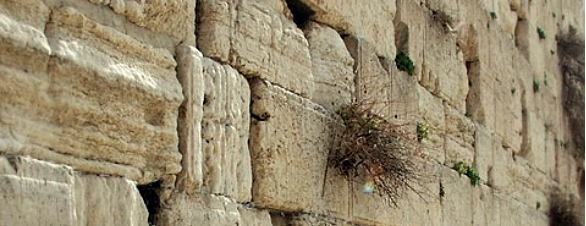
<box><xmin>520</xmin><ymin>109</ymin><xmax>548</xmax><ymax>173</ymax></box>
<box><xmin>157</xmin><ymin>192</ymin><xmax>272</xmax><ymax>226</ymax></box>
<box><xmin>249</xmin><ymin>79</ymin><xmax>348</xmax><ymax>217</ymax></box>
<box><xmin>197</xmin><ymin>0</ymin><xmax>313</xmax><ymax>98</ymax></box>
<box><xmin>466</xmin><ymin>61</ymin><xmax>496</xmax><ymax>132</ymax></box>
<box><xmin>440</xmin><ymin>166</ymin><xmax>474</xmax><ymax>226</ymax></box>
<box><xmin>474</xmin><ymin>123</ymin><xmax>493</xmax><ymax>183</ymax></box>
<box><xmin>0</xmin><ymin>6</ymin><xmax>183</xmax><ymax>184</ymax></box>
<box><xmin>421</xmin><ymin>14</ymin><xmax>468</xmax><ymax>113</ymax></box>
<box><xmin>304</xmin><ymin>22</ymin><xmax>354</xmax><ymax>112</ymax></box>
<box><xmin>297</xmin><ymin>0</ymin><xmax>397</xmax><ymax>58</ymax></box>
<box><xmin>395</xmin><ymin>0</ymin><xmax>426</xmax><ymax>78</ymax></box>
<box><xmin>74</xmin><ymin>174</ymin><xmax>148</xmax><ymax>226</ymax></box>
<box><xmin>0</xmin><ymin>0</ymin><xmax>49</xmax><ymax>31</ymax></box>
<box><xmin>176</xmin><ymin>45</ymin><xmax>252</xmax><ymax>202</ymax></box>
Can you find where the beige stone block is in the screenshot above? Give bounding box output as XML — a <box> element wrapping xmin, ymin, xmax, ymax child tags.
<box><xmin>0</xmin><ymin>156</ymin><xmax>76</xmax><ymax>226</ymax></box>
<box><xmin>238</xmin><ymin>207</ymin><xmax>272</xmax><ymax>226</ymax></box>
<box><xmin>445</xmin><ymin>103</ymin><xmax>475</xmax><ymax>148</ymax></box>
<box><xmin>349</xmin><ymin>179</ymin><xmax>401</xmax><ymax>225</ymax></box>
<box><xmin>489</xmin><ymin>137</ymin><xmax>514</xmax><ymax>189</ymax></box>
<box><xmin>488</xmin><ymin>0</ymin><xmax>518</xmax><ymax>37</ymax></box>
<box><xmin>197</xmin><ymin>0</ymin><xmax>313</xmax><ymax>98</ymax></box>
<box><xmin>74</xmin><ymin>174</ymin><xmax>148</xmax><ymax>226</ymax></box>
<box><xmin>520</xmin><ymin>110</ymin><xmax>548</xmax><ymax>173</ymax></box>
<box><xmin>0</xmin><ymin>6</ymin><xmax>184</xmax><ymax>183</ymax></box>
<box><xmin>0</xmin><ymin>156</ymin><xmax>15</xmax><ymax>175</ymax></box>
<box><xmin>441</xmin><ymin>166</ymin><xmax>473</xmax><ymax>226</ymax></box>
<box><xmin>304</xmin><ymin>22</ymin><xmax>354</xmax><ymax>112</ymax></box>
<box><xmin>445</xmin><ymin>136</ymin><xmax>474</xmax><ymax>166</ymax></box>
<box><xmin>472</xmin><ymin>185</ymin><xmax>500</xmax><ymax>226</ymax></box>
<box><xmin>298</xmin><ymin>0</ymin><xmax>397</xmax><ymax>58</ymax></box>
<box><xmin>157</xmin><ymin>193</ymin><xmax>240</xmax><ymax>226</ymax></box>
<box><xmin>395</xmin><ymin>0</ymin><xmax>426</xmax><ymax>77</ymax></box>
<box><xmin>474</xmin><ymin>123</ymin><xmax>493</xmax><ymax>182</ymax></box>
<box><xmin>249</xmin><ymin>79</ymin><xmax>348</xmax><ymax>216</ymax></box>
<box><xmin>0</xmin><ymin>0</ymin><xmax>49</xmax><ymax>31</ymax></box>
<box><xmin>466</xmin><ymin>61</ymin><xmax>497</xmax><ymax>132</ymax></box>
<box><xmin>421</xmin><ymin>15</ymin><xmax>468</xmax><ymax>113</ymax></box>
<box><xmin>0</xmin><ymin>13</ymin><xmax>51</xmax><ymax>74</ymax></box>
<box><xmin>285</xmin><ymin>214</ymin><xmax>352</xmax><ymax>226</ymax></box>
<box><xmin>425</xmin><ymin>0</ymin><xmax>459</xmax><ymax>22</ymax></box>
<box><xmin>176</xmin><ymin>46</ymin><xmax>252</xmax><ymax>201</ymax></box>
<box><xmin>417</xmin><ymin>85</ymin><xmax>446</xmax><ymax>163</ymax></box>
<box><xmin>494</xmin><ymin>80</ymin><xmax>523</xmax><ymax>151</ymax></box>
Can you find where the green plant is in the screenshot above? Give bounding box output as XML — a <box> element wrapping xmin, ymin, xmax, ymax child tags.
<box><xmin>490</xmin><ymin>11</ymin><xmax>497</xmax><ymax>19</ymax></box>
<box><xmin>534</xmin><ymin>80</ymin><xmax>541</xmax><ymax>92</ymax></box>
<box><xmin>552</xmin><ymin>12</ymin><xmax>557</xmax><ymax>17</ymax></box>
<box><xmin>561</xmin><ymin>141</ymin><xmax>570</xmax><ymax>149</ymax></box>
<box><xmin>538</xmin><ymin>27</ymin><xmax>547</xmax><ymax>39</ymax></box>
<box><xmin>417</xmin><ymin>121</ymin><xmax>430</xmax><ymax>142</ymax></box>
<box><xmin>551</xmin><ymin>49</ymin><xmax>556</xmax><ymax>55</ymax></box>
<box><xmin>395</xmin><ymin>52</ymin><xmax>415</xmax><ymax>76</ymax></box>
<box><xmin>536</xmin><ymin>201</ymin><xmax>542</xmax><ymax>210</ymax></box>
<box><xmin>544</xmin><ymin>73</ymin><xmax>549</xmax><ymax>86</ymax></box>
<box><xmin>452</xmin><ymin>161</ymin><xmax>481</xmax><ymax>186</ymax></box>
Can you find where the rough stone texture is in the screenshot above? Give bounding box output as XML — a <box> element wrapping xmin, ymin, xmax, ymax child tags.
<box><xmin>74</xmin><ymin>174</ymin><xmax>148</xmax><ymax>226</ymax></box>
<box><xmin>417</xmin><ymin>84</ymin><xmax>446</xmax><ymax>163</ymax></box>
<box><xmin>441</xmin><ymin>166</ymin><xmax>474</xmax><ymax>226</ymax></box>
<box><xmin>197</xmin><ymin>0</ymin><xmax>314</xmax><ymax>98</ymax></box>
<box><xmin>157</xmin><ymin>192</ymin><xmax>272</xmax><ymax>226</ymax></box>
<box><xmin>176</xmin><ymin>45</ymin><xmax>252</xmax><ymax>202</ymax></box>
<box><xmin>304</xmin><ymin>22</ymin><xmax>354</xmax><ymax>112</ymax></box>
<box><xmin>249</xmin><ymin>79</ymin><xmax>348</xmax><ymax>217</ymax></box>
<box><xmin>0</xmin><ymin>6</ymin><xmax>183</xmax><ymax>184</ymax></box>
<box><xmin>298</xmin><ymin>0</ymin><xmax>397</xmax><ymax>58</ymax></box>
<box><xmin>0</xmin><ymin>156</ymin><xmax>148</xmax><ymax>226</ymax></box>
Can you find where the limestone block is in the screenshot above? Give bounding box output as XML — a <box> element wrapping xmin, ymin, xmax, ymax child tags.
<box><xmin>474</xmin><ymin>123</ymin><xmax>493</xmax><ymax>182</ymax></box>
<box><xmin>520</xmin><ymin>110</ymin><xmax>548</xmax><ymax>173</ymax></box>
<box><xmin>0</xmin><ymin>156</ymin><xmax>76</xmax><ymax>226</ymax></box>
<box><xmin>238</xmin><ymin>206</ymin><xmax>273</xmax><ymax>226</ymax></box>
<box><xmin>284</xmin><ymin>214</ymin><xmax>352</xmax><ymax>226</ymax></box>
<box><xmin>157</xmin><ymin>193</ymin><xmax>240</xmax><ymax>226</ymax></box>
<box><xmin>249</xmin><ymin>79</ymin><xmax>348</xmax><ymax>217</ymax></box>
<box><xmin>421</xmin><ymin>15</ymin><xmax>468</xmax><ymax>112</ymax></box>
<box><xmin>0</xmin><ymin>156</ymin><xmax>15</xmax><ymax>174</ymax></box>
<box><xmin>197</xmin><ymin>0</ymin><xmax>313</xmax><ymax>98</ymax></box>
<box><xmin>0</xmin><ymin>6</ymin><xmax>183</xmax><ymax>183</ymax></box>
<box><xmin>297</xmin><ymin>0</ymin><xmax>397</xmax><ymax>58</ymax></box>
<box><xmin>176</xmin><ymin>45</ymin><xmax>252</xmax><ymax>201</ymax></box>
<box><xmin>74</xmin><ymin>174</ymin><xmax>148</xmax><ymax>226</ymax></box>
<box><xmin>349</xmin><ymin>179</ymin><xmax>402</xmax><ymax>225</ymax></box>
<box><xmin>425</xmin><ymin>0</ymin><xmax>459</xmax><ymax>23</ymax></box>
<box><xmin>489</xmin><ymin>137</ymin><xmax>514</xmax><ymax>190</ymax></box>
<box><xmin>395</xmin><ymin>0</ymin><xmax>426</xmax><ymax>77</ymax></box>
<box><xmin>515</xmin><ymin>19</ymin><xmax>546</xmax><ymax>78</ymax></box>
<box><xmin>560</xmin><ymin>0</ymin><xmax>585</xmax><ymax>34</ymax></box>
<box><xmin>466</xmin><ymin>61</ymin><xmax>497</xmax><ymax>132</ymax></box>
<box><xmin>444</xmin><ymin>103</ymin><xmax>475</xmax><ymax>148</ymax></box>
<box><xmin>0</xmin><ymin>0</ymin><xmax>49</xmax><ymax>31</ymax></box>
<box><xmin>458</xmin><ymin>0</ymin><xmax>491</xmax><ymax>62</ymax></box>
<box><xmin>472</xmin><ymin>185</ymin><xmax>500</xmax><ymax>226</ymax></box>
<box><xmin>496</xmin><ymin>194</ymin><xmax>549</xmax><ymax>226</ymax></box>
<box><xmin>417</xmin><ymin>85</ymin><xmax>446</xmax><ymax>163</ymax></box>
<box><xmin>0</xmin><ymin>13</ymin><xmax>51</xmax><ymax>74</ymax></box>
<box><xmin>445</xmin><ymin>137</ymin><xmax>474</xmax><ymax>166</ymax></box>
<box><xmin>494</xmin><ymin>79</ymin><xmax>523</xmax><ymax>151</ymax></box>
<box><xmin>441</xmin><ymin>166</ymin><xmax>473</xmax><ymax>226</ymax></box>
<box><xmin>304</xmin><ymin>22</ymin><xmax>354</xmax><ymax>112</ymax></box>
<box><xmin>489</xmin><ymin>0</ymin><xmax>518</xmax><ymax>37</ymax></box>
<box><xmin>86</xmin><ymin>0</ymin><xmax>195</xmax><ymax>43</ymax></box>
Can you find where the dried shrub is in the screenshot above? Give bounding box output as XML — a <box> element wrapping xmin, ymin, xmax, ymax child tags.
<box><xmin>557</xmin><ymin>28</ymin><xmax>585</xmax><ymax>158</ymax></box>
<box><xmin>549</xmin><ymin>192</ymin><xmax>584</xmax><ymax>226</ymax></box>
<box><xmin>328</xmin><ymin>101</ymin><xmax>428</xmax><ymax>207</ymax></box>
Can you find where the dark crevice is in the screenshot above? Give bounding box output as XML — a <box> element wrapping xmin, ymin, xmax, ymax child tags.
<box><xmin>285</xmin><ymin>0</ymin><xmax>315</xmax><ymax>29</ymax></box>
<box><xmin>137</xmin><ymin>181</ymin><xmax>162</xmax><ymax>226</ymax></box>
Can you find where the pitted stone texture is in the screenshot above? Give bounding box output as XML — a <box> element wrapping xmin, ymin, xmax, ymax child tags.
<box><xmin>0</xmin><ymin>0</ymin><xmax>50</xmax><ymax>31</ymax></box>
<box><xmin>421</xmin><ymin>14</ymin><xmax>468</xmax><ymax>113</ymax></box>
<box><xmin>304</xmin><ymin>22</ymin><xmax>354</xmax><ymax>112</ymax></box>
<box><xmin>0</xmin><ymin>156</ymin><xmax>76</xmax><ymax>226</ymax></box>
<box><xmin>297</xmin><ymin>0</ymin><xmax>397</xmax><ymax>58</ymax></box>
<box><xmin>441</xmin><ymin>166</ymin><xmax>474</xmax><ymax>226</ymax></box>
<box><xmin>0</xmin><ymin>6</ymin><xmax>183</xmax><ymax>184</ymax></box>
<box><xmin>157</xmin><ymin>193</ymin><xmax>272</xmax><ymax>226</ymax></box>
<box><xmin>197</xmin><ymin>0</ymin><xmax>313</xmax><ymax>98</ymax></box>
<box><xmin>417</xmin><ymin>85</ymin><xmax>446</xmax><ymax>163</ymax></box>
<box><xmin>86</xmin><ymin>0</ymin><xmax>195</xmax><ymax>43</ymax></box>
<box><xmin>74</xmin><ymin>174</ymin><xmax>148</xmax><ymax>226</ymax></box>
<box><xmin>176</xmin><ymin>45</ymin><xmax>252</xmax><ymax>201</ymax></box>
<box><xmin>249</xmin><ymin>79</ymin><xmax>348</xmax><ymax>217</ymax></box>
<box><xmin>0</xmin><ymin>12</ymin><xmax>51</xmax><ymax>74</ymax></box>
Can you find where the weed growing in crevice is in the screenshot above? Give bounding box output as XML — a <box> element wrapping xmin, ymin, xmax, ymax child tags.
<box><xmin>538</xmin><ymin>27</ymin><xmax>547</xmax><ymax>39</ymax></box>
<box><xmin>417</xmin><ymin>122</ymin><xmax>430</xmax><ymax>142</ymax></box>
<box><xmin>490</xmin><ymin>11</ymin><xmax>497</xmax><ymax>20</ymax></box>
<box><xmin>452</xmin><ymin>161</ymin><xmax>481</xmax><ymax>186</ymax></box>
<box><xmin>395</xmin><ymin>51</ymin><xmax>415</xmax><ymax>76</ymax></box>
<box><xmin>534</xmin><ymin>80</ymin><xmax>541</xmax><ymax>92</ymax></box>
<box><xmin>548</xmin><ymin>192</ymin><xmax>583</xmax><ymax>226</ymax></box>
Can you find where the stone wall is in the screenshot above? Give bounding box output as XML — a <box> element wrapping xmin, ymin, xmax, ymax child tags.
<box><xmin>0</xmin><ymin>0</ymin><xmax>583</xmax><ymax>225</ymax></box>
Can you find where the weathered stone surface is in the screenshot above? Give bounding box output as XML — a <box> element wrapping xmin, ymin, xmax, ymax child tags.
<box><xmin>395</xmin><ymin>0</ymin><xmax>426</xmax><ymax>77</ymax></box>
<box><xmin>157</xmin><ymin>192</ymin><xmax>272</xmax><ymax>226</ymax></box>
<box><xmin>474</xmin><ymin>123</ymin><xmax>493</xmax><ymax>183</ymax></box>
<box><xmin>466</xmin><ymin>61</ymin><xmax>497</xmax><ymax>132</ymax></box>
<box><xmin>0</xmin><ymin>6</ymin><xmax>183</xmax><ymax>184</ymax></box>
<box><xmin>417</xmin><ymin>84</ymin><xmax>446</xmax><ymax>163</ymax></box>
<box><xmin>74</xmin><ymin>174</ymin><xmax>148</xmax><ymax>226</ymax></box>
<box><xmin>298</xmin><ymin>0</ymin><xmax>397</xmax><ymax>58</ymax></box>
<box><xmin>304</xmin><ymin>22</ymin><xmax>354</xmax><ymax>112</ymax></box>
<box><xmin>421</xmin><ymin>13</ymin><xmax>468</xmax><ymax>113</ymax></box>
<box><xmin>249</xmin><ymin>79</ymin><xmax>348</xmax><ymax>217</ymax></box>
<box><xmin>520</xmin><ymin>109</ymin><xmax>548</xmax><ymax>173</ymax></box>
<box><xmin>85</xmin><ymin>0</ymin><xmax>195</xmax><ymax>43</ymax></box>
<box><xmin>197</xmin><ymin>0</ymin><xmax>313</xmax><ymax>97</ymax></box>
<box><xmin>282</xmin><ymin>214</ymin><xmax>351</xmax><ymax>226</ymax></box>
<box><xmin>176</xmin><ymin>45</ymin><xmax>252</xmax><ymax>202</ymax></box>
<box><xmin>441</xmin><ymin>166</ymin><xmax>474</xmax><ymax>226</ymax></box>
<box><xmin>0</xmin><ymin>0</ymin><xmax>50</xmax><ymax>31</ymax></box>
<box><xmin>445</xmin><ymin>103</ymin><xmax>475</xmax><ymax>148</ymax></box>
